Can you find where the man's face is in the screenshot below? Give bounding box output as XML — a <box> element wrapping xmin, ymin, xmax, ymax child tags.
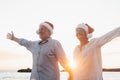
<box><xmin>76</xmin><ymin>28</ymin><xmax>87</xmax><ymax>40</ymax></box>
<box><xmin>37</xmin><ymin>25</ymin><xmax>51</xmax><ymax>40</ymax></box>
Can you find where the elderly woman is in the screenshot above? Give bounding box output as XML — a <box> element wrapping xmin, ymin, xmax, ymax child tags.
<box><xmin>7</xmin><ymin>21</ymin><xmax>72</xmax><ymax>80</ymax></box>
<box><xmin>73</xmin><ymin>23</ymin><xmax>120</xmax><ymax>80</ymax></box>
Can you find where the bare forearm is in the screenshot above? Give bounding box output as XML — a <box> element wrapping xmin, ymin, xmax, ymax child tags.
<box><xmin>12</xmin><ymin>36</ymin><xmax>19</xmax><ymax>43</ymax></box>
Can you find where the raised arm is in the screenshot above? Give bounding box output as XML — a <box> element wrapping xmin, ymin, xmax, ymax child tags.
<box><xmin>7</xmin><ymin>31</ymin><xmax>19</xmax><ymax>43</ymax></box>
<box><xmin>7</xmin><ymin>31</ymin><xmax>33</xmax><ymax>51</ymax></box>
<box><xmin>96</xmin><ymin>27</ymin><xmax>120</xmax><ymax>47</ymax></box>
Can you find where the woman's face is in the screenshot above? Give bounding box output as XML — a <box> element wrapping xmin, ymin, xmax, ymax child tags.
<box><xmin>76</xmin><ymin>28</ymin><xmax>87</xmax><ymax>40</ymax></box>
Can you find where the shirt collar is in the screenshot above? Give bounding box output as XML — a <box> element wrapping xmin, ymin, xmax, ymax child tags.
<box><xmin>39</xmin><ymin>37</ymin><xmax>52</xmax><ymax>45</ymax></box>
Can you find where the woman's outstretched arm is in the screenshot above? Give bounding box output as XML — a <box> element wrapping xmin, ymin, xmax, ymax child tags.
<box><xmin>96</xmin><ymin>27</ymin><xmax>120</xmax><ymax>47</ymax></box>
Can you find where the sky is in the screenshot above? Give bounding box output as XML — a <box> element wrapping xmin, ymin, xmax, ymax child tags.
<box><xmin>0</xmin><ymin>0</ymin><xmax>120</xmax><ymax>71</ymax></box>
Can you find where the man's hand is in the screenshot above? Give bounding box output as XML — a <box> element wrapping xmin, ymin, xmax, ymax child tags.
<box><xmin>68</xmin><ymin>69</ymin><xmax>73</xmax><ymax>80</ymax></box>
<box><xmin>65</xmin><ymin>67</ymin><xmax>73</xmax><ymax>80</ymax></box>
<box><xmin>7</xmin><ymin>31</ymin><xmax>14</xmax><ymax>40</ymax></box>
<box><xmin>7</xmin><ymin>31</ymin><xmax>19</xmax><ymax>42</ymax></box>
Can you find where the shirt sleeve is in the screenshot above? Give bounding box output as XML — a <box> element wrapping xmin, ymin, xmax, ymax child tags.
<box><xmin>54</xmin><ymin>40</ymin><xmax>69</xmax><ymax>70</ymax></box>
<box><xmin>96</xmin><ymin>27</ymin><xmax>120</xmax><ymax>47</ymax></box>
<box><xmin>18</xmin><ymin>38</ymin><xmax>33</xmax><ymax>51</ymax></box>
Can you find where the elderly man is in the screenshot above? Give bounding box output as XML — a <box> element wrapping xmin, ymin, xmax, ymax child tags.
<box><xmin>7</xmin><ymin>21</ymin><xmax>72</xmax><ymax>80</ymax></box>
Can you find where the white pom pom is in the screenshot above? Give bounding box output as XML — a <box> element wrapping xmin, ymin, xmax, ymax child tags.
<box><xmin>87</xmin><ymin>33</ymin><xmax>92</xmax><ymax>38</ymax></box>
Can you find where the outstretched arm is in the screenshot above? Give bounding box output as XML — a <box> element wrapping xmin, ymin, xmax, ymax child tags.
<box><xmin>7</xmin><ymin>31</ymin><xmax>19</xmax><ymax>43</ymax></box>
<box><xmin>7</xmin><ymin>31</ymin><xmax>32</xmax><ymax>51</ymax></box>
<box><xmin>96</xmin><ymin>27</ymin><xmax>120</xmax><ymax>47</ymax></box>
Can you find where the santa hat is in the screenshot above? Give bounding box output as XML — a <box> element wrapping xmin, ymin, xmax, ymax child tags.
<box><xmin>39</xmin><ymin>21</ymin><xmax>54</xmax><ymax>34</ymax></box>
<box><xmin>76</xmin><ymin>23</ymin><xmax>94</xmax><ymax>38</ymax></box>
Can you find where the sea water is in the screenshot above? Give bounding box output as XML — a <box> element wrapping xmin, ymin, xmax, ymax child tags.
<box><xmin>0</xmin><ymin>71</ymin><xmax>120</xmax><ymax>80</ymax></box>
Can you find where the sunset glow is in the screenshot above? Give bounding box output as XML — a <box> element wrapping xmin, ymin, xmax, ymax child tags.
<box><xmin>69</xmin><ymin>60</ymin><xmax>77</xmax><ymax>70</ymax></box>
<box><xmin>0</xmin><ymin>0</ymin><xmax>120</xmax><ymax>71</ymax></box>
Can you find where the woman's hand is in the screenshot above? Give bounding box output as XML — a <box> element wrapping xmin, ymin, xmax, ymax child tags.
<box><xmin>67</xmin><ymin>68</ymin><xmax>73</xmax><ymax>80</ymax></box>
<box><xmin>68</xmin><ymin>73</ymin><xmax>73</xmax><ymax>80</ymax></box>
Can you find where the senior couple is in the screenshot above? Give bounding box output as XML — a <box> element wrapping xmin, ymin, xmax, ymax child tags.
<box><xmin>7</xmin><ymin>21</ymin><xmax>120</xmax><ymax>80</ymax></box>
